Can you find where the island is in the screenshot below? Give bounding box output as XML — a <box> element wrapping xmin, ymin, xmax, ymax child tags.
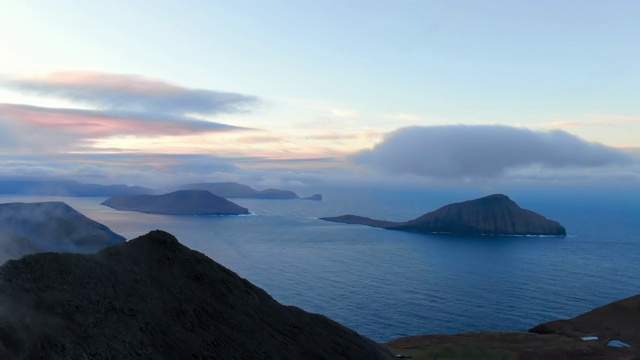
<box><xmin>0</xmin><ymin>201</ymin><xmax>126</xmax><ymax>261</ymax></box>
<box><xmin>175</xmin><ymin>181</ymin><xmax>322</xmax><ymax>200</ymax></box>
<box><xmin>321</xmin><ymin>194</ymin><xmax>566</xmax><ymax>236</ymax></box>
<box><xmin>101</xmin><ymin>189</ymin><xmax>250</xmax><ymax>215</ymax></box>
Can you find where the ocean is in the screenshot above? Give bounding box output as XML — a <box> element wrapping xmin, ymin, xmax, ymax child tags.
<box><xmin>2</xmin><ymin>187</ymin><xmax>639</xmax><ymax>342</ymax></box>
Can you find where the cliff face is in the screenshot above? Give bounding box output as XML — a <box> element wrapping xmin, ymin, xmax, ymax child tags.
<box><xmin>321</xmin><ymin>194</ymin><xmax>566</xmax><ymax>236</ymax></box>
<box><xmin>0</xmin><ymin>230</ymin><xmax>391</xmax><ymax>360</ymax></box>
<box><xmin>395</xmin><ymin>194</ymin><xmax>566</xmax><ymax>235</ymax></box>
<box><xmin>102</xmin><ymin>190</ymin><xmax>250</xmax><ymax>215</ymax></box>
<box><xmin>0</xmin><ymin>202</ymin><xmax>125</xmax><ymax>256</ymax></box>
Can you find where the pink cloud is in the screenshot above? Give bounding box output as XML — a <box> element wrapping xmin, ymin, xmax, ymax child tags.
<box><xmin>0</xmin><ymin>103</ymin><xmax>244</xmax><ymax>138</ymax></box>
<box><xmin>3</xmin><ymin>71</ymin><xmax>259</xmax><ymax>115</ymax></box>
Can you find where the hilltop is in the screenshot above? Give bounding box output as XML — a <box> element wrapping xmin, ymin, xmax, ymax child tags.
<box><xmin>0</xmin><ymin>230</ymin><xmax>391</xmax><ymax>359</ymax></box>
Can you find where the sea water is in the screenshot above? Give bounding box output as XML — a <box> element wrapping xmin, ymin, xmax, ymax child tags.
<box><xmin>1</xmin><ymin>187</ymin><xmax>639</xmax><ymax>342</ymax></box>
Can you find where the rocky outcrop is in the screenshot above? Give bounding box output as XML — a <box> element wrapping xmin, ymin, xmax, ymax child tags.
<box><xmin>102</xmin><ymin>190</ymin><xmax>249</xmax><ymax>215</ymax></box>
<box><xmin>0</xmin><ymin>202</ymin><xmax>125</xmax><ymax>256</ymax></box>
<box><xmin>0</xmin><ymin>230</ymin><xmax>392</xmax><ymax>360</ymax></box>
<box><xmin>176</xmin><ymin>182</ymin><xmax>300</xmax><ymax>199</ymax></box>
<box><xmin>302</xmin><ymin>194</ymin><xmax>323</xmax><ymax>201</ymax></box>
<box><xmin>321</xmin><ymin>194</ymin><xmax>566</xmax><ymax>236</ymax></box>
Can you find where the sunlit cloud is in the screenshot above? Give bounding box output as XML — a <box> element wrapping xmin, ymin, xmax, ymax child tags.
<box><xmin>2</xmin><ymin>71</ymin><xmax>259</xmax><ymax>115</ymax></box>
<box><xmin>353</xmin><ymin>125</ymin><xmax>635</xmax><ymax>179</ymax></box>
<box><xmin>0</xmin><ymin>103</ymin><xmax>244</xmax><ymax>138</ymax></box>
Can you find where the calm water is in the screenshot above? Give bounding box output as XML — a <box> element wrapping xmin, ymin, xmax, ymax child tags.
<box><xmin>2</xmin><ymin>188</ymin><xmax>639</xmax><ymax>342</ymax></box>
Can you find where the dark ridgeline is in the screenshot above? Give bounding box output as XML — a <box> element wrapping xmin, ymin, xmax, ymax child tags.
<box><xmin>0</xmin><ymin>202</ymin><xmax>125</xmax><ymax>263</ymax></box>
<box><xmin>0</xmin><ymin>230</ymin><xmax>392</xmax><ymax>360</ymax></box>
<box><xmin>102</xmin><ymin>190</ymin><xmax>250</xmax><ymax>215</ymax></box>
<box><xmin>322</xmin><ymin>194</ymin><xmax>566</xmax><ymax>236</ymax></box>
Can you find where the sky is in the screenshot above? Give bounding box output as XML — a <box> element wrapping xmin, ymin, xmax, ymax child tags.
<box><xmin>1</xmin><ymin>0</ymin><xmax>639</xmax><ymax>190</ymax></box>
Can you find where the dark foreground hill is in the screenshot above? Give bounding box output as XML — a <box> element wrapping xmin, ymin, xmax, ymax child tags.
<box><xmin>388</xmin><ymin>294</ymin><xmax>640</xmax><ymax>359</ymax></box>
<box><xmin>102</xmin><ymin>190</ymin><xmax>250</xmax><ymax>215</ymax></box>
<box><xmin>0</xmin><ymin>202</ymin><xmax>125</xmax><ymax>261</ymax></box>
<box><xmin>322</xmin><ymin>194</ymin><xmax>566</xmax><ymax>236</ymax></box>
<box><xmin>0</xmin><ymin>230</ymin><xmax>392</xmax><ymax>360</ymax></box>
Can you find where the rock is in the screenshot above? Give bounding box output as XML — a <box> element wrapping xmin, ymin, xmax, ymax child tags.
<box><xmin>302</xmin><ymin>194</ymin><xmax>323</xmax><ymax>201</ymax></box>
<box><xmin>102</xmin><ymin>190</ymin><xmax>249</xmax><ymax>215</ymax></box>
<box><xmin>0</xmin><ymin>202</ymin><xmax>125</xmax><ymax>257</ymax></box>
<box><xmin>0</xmin><ymin>230</ymin><xmax>392</xmax><ymax>360</ymax></box>
<box><xmin>321</xmin><ymin>194</ymin><xmax>566</xmax><ymax>236</ymax></box>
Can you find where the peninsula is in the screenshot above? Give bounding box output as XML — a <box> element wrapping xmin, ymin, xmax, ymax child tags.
<box><xmin>101</xmin><ymin>190</ymin><xmax>249</xmax><ymax>215</ymax></box>
<box><xmin>321</xmin><ymin>194</ymin><xmax>566</xmax><ymax>236</ymax></box>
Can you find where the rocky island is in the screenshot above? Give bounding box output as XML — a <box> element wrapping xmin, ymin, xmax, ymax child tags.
<box><xmin>102</xmin><ymin>189</ymin><xmax>250</xmax><ymax>215</ymax></box>
<box><xmin>0</xmin><ymin>201</ymin><xmax>126</xmax><ymax>262</ymax></box>
<box><xmin>322</xmin><ymin>194</ymin><xmax>566</xmax><ymax>236</ymax></box>
<box><xmin>0</xmin><ymin>230</ymin><xmax>391</xmax><ymax>359</ymax></box>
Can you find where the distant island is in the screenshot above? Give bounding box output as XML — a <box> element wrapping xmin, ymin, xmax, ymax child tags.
<box><xmin>175</xmin><ymin>182</ymin><xmax>321</xmax><ymax>200</ymax></box>
<box><xmin>0</xmin><ymin>201</ymin><xmax>125</xmax><ymax>263</ymax></box>
<box><xmin>321</xmin><ymin>194</ymin><xmax>566</xmax><ymax>236</ymax></box>
<box><xmin>0</xmin><ymin>178</ymin><xmax>323</xmax><ymax>201</ymax></box>
<box><xmin>0</xmin><ymin>178</ymin><xmax>153</xmax><ymax>197</ymax></box>
<box><xmin>101</xmin><ymin>190</ymin><xmax>250</xmax><ymax>215</ymax></box>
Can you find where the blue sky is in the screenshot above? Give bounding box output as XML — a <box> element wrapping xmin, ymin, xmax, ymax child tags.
<box><xmin>0</xmin><ymin>1</ymin><xmax>638</xmax><ymax>188</ymax></box>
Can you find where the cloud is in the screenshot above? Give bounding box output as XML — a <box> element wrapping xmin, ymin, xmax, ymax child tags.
<box><xmin>352</xmin><ymin>125</ymin><xmax>634</xmax><ymax>179</ymax></box>
<box><xmin>2</xmin><ymin>71</ymin><xmax>258</xmax><ymax>115</ymax></box>
<box><xmin>0</xmin><ymin>103</ymin><xmax>243</xmax><ymax>138</ymax></box>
